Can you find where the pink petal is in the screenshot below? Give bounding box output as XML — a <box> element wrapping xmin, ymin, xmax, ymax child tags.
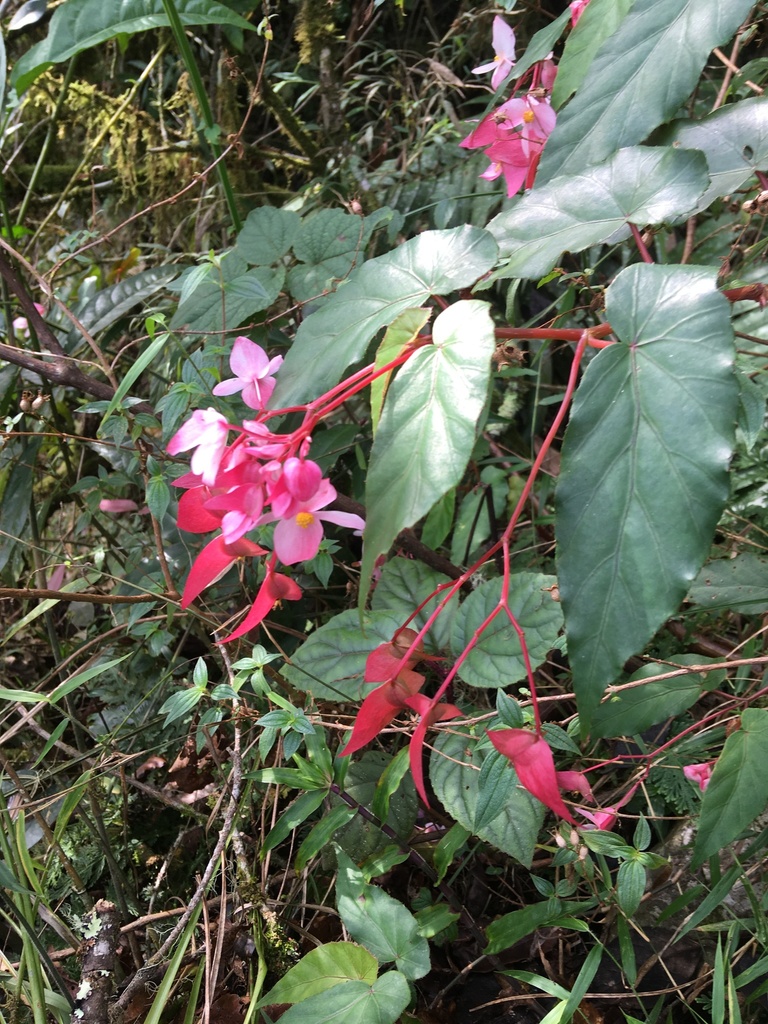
<box><xmin>177</xmin><ymin>487</ymin><xmax>222</xmax><ymax>533</ymax></box>
<box><xmin>219</xmin><ymin>569</ymin><xmax>301</xmax><ymax>644</ymax></box>
<box><xmin>489</xmin><ymin>729</ymin><xmax>576</xmax><ymax>824</ymax></box>
<box><xmin>212</xmin><ymin>377</ymin><xmax>245</xmax><ymax>397</ymax></box>
<box><xmin>181</xmin><ymin>536</ymin><xmax>265</xmax><ymax>608</ymax></box>
<box><xmin>100</xmin><ymin>499</ymin><xmax>139</xmax><ymax>513</ymax></box>
<box><xmin>316</xmin><ymin>510</ymin><xmax>366</xmax><ymax>532</ymax></box>
<box><xmin>230</xmin><ymin>336</ymin><xmax>269</xmax><ymax>378</ymax></box>
<box><xmin>283</xmin><ymin>458</ymin><xmax>323</xmax><ymax>502</ymax></box>
<box><xmin>491</xmin><ymin>15</ymin><xmax>516</xmax><ymax>61</ymax></box>
<box><xmin>273</xmin><ymin>515</ymin><xmax>324</xmax><ymax>564</ymax></box>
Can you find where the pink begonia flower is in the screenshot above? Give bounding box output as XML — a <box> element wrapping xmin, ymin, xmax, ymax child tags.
<box><xmin>684</xmin><ymin>762</ymin><xmax>714</xmax><ymax>792</ymax></box>
<box><xmin>472</xmin><ymin>16</ymin><xmax>516</xmax><ymax>90</ymax></box>
<box><xmin>181</xmin><ymin>535</ymin><xmax>266</xmax><ymax>608</ymax></box>
<box><xmin>100</xmin><ymin>498</ymin><xmax>141</xmax><ymax>514</ymax></box>
<box><xmin>261</xmin><ymin>478</ymin><xmax>365</xmax><ymax>566</ymax></box>
<box><xmin>212</xmin><ymin>336</ymin><xmax>283</xmax><ymax>411</ymax></box>
<box><xmin>12</xmin><ymin>303</ymin><xmax>46</xmax><ymax>339</ymax></box>
<box><xmin>489</xmin><ymin>729</ymin><xmax>577</xmax><ymax>824</ymax></box>
<box><xmin>268</xmin><ymin>458</ymin><xmax>323</xmax><ymax>517</ymax></box>
<box><xmin>167</xmin><ymin>408</ymin><xmax>230</xmax><ymax>486</ymax></box>
<box><xmin>341</xmin><ymin>666</ymin><xmax>428</xmax><ymax>757</ymax></box>
<box><xmin>569</xmin><ymin>0</ymin><xmax>590</xmax><ymax>27</ymax></box>
<box><xmin>408</xmin><ymin>697</ymin><xmax>463</xmax><ymax>806</ymax></box>
<box><xmin>481</xmin><ymin>137</ymin><xmax>532</xmax><ymax>197</ymax></box>
<box><xmin>219</xmin><ymin>563</ymin><xmax>302</xmax><ymax>644</ymax></box>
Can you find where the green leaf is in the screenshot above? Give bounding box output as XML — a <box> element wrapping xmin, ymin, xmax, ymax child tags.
<box><xmin>659</xmin><ymin>97</ymin><xmax>768</xmax><ymax>213</ymax></box>
<box><xmin>688</xmin><ymin>554</ymin><xmax>768</xmax><ymax>613</ymax></box>
<box><xmin>736</xmin><ymin>369</ymin><xmax>765</xmax><ymax>451</ymax></box>
<box><xmin>275</xmin><ymin>972</ymin><xmax>411</xmax><ymax>1024</ymax></box>
<box><xmin>430</xmin><ymin>728</ymin><xmax>544</xmax><ymax>867</ymax></box>
<box><xmin>286</xmin><ymin>209</ymin><xmax>372</xmax><ymax>302</ymax></box>
<box><xmin>335</xmin><ymin>849</ymin><xmax>431</xmax><ymax>980</ymax></box>
<box><xmin>258</xmin><ymin>943</ymin><xmax>377</xmax><ymax>1008</ymax></box>
<box><xmin>261</xmin><ymin>790</ymin><xmax>327</xmax><ymax>855</ymax></box>
<box><xmin>450</xmin><ymin>574</ymin><xmax>563</xmax><ymax>688</ymax></box>
<box><xmin>474</xmin><ymin>750</ymin><xmax>516</xmax><ymax>832</ymax></box>
<box><xmin>371</xmin><ymin>556</ymin><xmax>459</xmax><ymax>652</ymax></box>
<box><xmin>296</xmin><ymin>804</ymin><xmax>357</xmax><ymax>871</ymax></box>
<box><xmin>12</xmin><ymin>0</ymin><xmax>255</xmax><ymax>94</ymax></box>
<box><xmin>692</xmin><ymin>709</ymin><xmax>768</xmax><ymax>868</ymax></box>
<box><xmin>158</xmin><ymin>687</ymin><xmax>205</xmax><ymax>726</ymax></box>
<box><xmin>589</xmin><ymin>661</ymin><xmax>708</xmax><ymax>739</ymax></box>
<box><xmin>170</xmin><ymin>251</ymin><xmax>284</xmax><ymax>334</ymax></box>
<box><xmin>282</xmin><ymin>609</ymin><xmax>402</xmax><ymax>702</ymax></box>
<box><xmin>100</xmin><ymin>332</ymin><xmax>167</xmax><ymax>423</ymax></box>
<box><xmin>370</xmin><ymin>308</ymin><xmax>431</xmax><ymax>435</ymax></box>
<box><xmin>0</xmin><ymin>437</ymin><xmax>41</xmax><ymax>574</ymax></box>
<box><xmin>333</xmin><ymin>751</ymin><xmax>417</xmax><ymax>862</ymax></box>
<box><xmin>616</xmin><ymin>859</ymin><xmax>646</xmax><ymax>916</ymax></box>
<box><xmin>271</xmin><ymin>226</ymin><xmax>498</xmax><ymax>408</ymax></box>
<box><xmin>487</xmin><ymin>147</ymin><xmax>710</xmax><ymax>281</ymax></box>
<box><xmin>360</xmin><ymin>300</ymin><xmax>495</xmax><ymax>605</ymax></box>
<box><xmin>556</xmin><ymin>265</ymin><xmax>737</xmax><ymax>725</ymax></box>
<box><xmin>236</xmin><ymin>206</ymin><xmax>300</xmax><ymax>265</ymax></box>
<box><xmin>67</xmin><ymin>267</ymin><xmax>178</xmax><ymax>347</ymax></box>
<box><xmin>536</xmin><ymin>0</ymin><xmax>756</xmax><ymax>184</ymax></box>
<box><xmin>485</xmin><ymin>899</ymin><xmax>563</xmax><ymax>955</ymax></box>
<box><xmin>434</xmin><ymin>823</ymin><xmax>470</xmax><ymax>885</ymax></box>
<box><xmin>145</xmin><ymin>475</ymin><xmax>170</xmax><ymax>521</ymax></box>
<box><xmin>507</xmin><ymin>8</ymin><xmax>570</xmax><ymax>86</ymax></box>
<box><xmin>551</xmin><ymin>0</ymin><xmax>634</xmax><ymax>108</ymax></box>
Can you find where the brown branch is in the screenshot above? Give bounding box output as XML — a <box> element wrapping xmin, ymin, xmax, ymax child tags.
<box><xmin>0</xmin><ymin>587</ymin><xmax>166</xmax><ymax>604</ymax></box>
<box><xmin>72</xmin><ymin>900</ymin><xmax>121</xmax><ymax>1024</ymax></box>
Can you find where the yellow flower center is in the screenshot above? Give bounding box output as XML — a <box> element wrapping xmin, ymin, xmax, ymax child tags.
<box><xmin>296</xmin><ymin>511</ymin><xmax>315</xmax><ymax>529</ymax></box>
<box><xmin>523</xmin><ymin>110</ymin><xmax>535</xmax><ymax>124</ymax></box>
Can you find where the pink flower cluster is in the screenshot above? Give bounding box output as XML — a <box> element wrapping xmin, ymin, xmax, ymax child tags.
<box><xmin>167</xmin><ymin>336</ymin><xmax>365</xmax><ymax>642</ymax></box>
<box><xmin>460</xmin><ymin>16</ymin><xmax>557</xmax><ymax>197</ymax></box>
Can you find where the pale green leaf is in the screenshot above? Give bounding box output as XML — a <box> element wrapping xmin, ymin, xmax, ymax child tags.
<box><xmin>551</xmin><ymin>0</ymin><xmax>634</xmax><ymax>108</ymax></box>
<box><xmin>360</xmin><ymin>300</ymin><xmax>495</xmax><ymax>606</ymax></box>
<box><xmin>275</xmin><ymin>972</ymin><xmax>410</xmax><ymax>1024</ymax></box>
<box><xmin>336</xmin><ymin>849</ymin><xmax>431</xmax><ymax>980</ymax></box>
<box><xmin>258</xmin><ymin>943</ymin><xmax>377</xmax><ymax>1007</ymax></box>
<box><xmin>236</xmin><ymin>207</ymin><xmax>300</xmax><ymax>265</ymax></box>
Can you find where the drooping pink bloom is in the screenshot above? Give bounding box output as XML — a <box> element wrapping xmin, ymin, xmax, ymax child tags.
<box><xmin>100</xmin><ymin>498</ymin><xmax>141</xmax><ymax>514</ymax></box>
<box><xmin>167</xmin><ymin>408</ymin><xmax>230</xmax><ymax>486</ymax></box>
<box><xmin>472</xmin><ymin>16</ymin><xmax>517</xmax><ymax>90</ymax></box>
<box><xmin>12</xmin><ymin>302</ymin><xmax>46</xmax><ymax>339</ymax></box>
<box><xmin>576</xmin><ymin>782</ymin><xmax>640</xmax><ymax>831</ymax></box>
<box><xmin>181</xmin><ymin>535</ymin><xmax>266</xmax><ymax>608</ymax></box>
<box><xmin>684</xmin><ymin>762</ymin><xmax>714</xmax><ymax>792</ymax></box>
<box><xmin>261</xmin><ymin>479</ymin><xmax>365</xmax><ymax>566</ymax></box>
<box><xmin>219</xmin><ymin>563</ymin><xmax>302</xmax><ymax>644</ymax></box>
<box><xmin>569</xmin><ymin>0</ymin><xmax>590</xmax><ymax>27</ymax></box>
<box><xmin>408</xmin><ymin>697</ymin><xmax>463</xmax><ymax>806</ymax></box>
<box><xmin>481</xmin><ymin>137</ymin><xmax>532</xmax><ymax>197</ymax></box>
<box><xmin>489</xmin><ymin>729</ymin><xmax>577</xmax><ymax>824</ymax></box>
<box><xmin>212</xmin><ymin>336</ymin><xmax>283</xmax><ymax>411</ymax></box>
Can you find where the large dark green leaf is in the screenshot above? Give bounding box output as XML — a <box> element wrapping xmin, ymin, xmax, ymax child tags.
<box><xmin>270</xmin><ymin>227</ymin><xmax>497</xmax><ymax>408</ymax></box>
<box><xmin>659</xmin><ymin>97</ymin><xmax>768</xmax><ymax>212</ymax></box>
<box><xmin>12</xmin><ymin>0</ymin><xmax>254</xmax><ymax>94</ymax></box>
<box><xmin>556</xmin><ymin>265</ymin><xmax>737</xmax><ymax>726</ymax></box>
<box><xmin>692</xmin><ymin>709</ymin><xmax>768</xmax><ymax>868</ymax></box>
<box><xmin>536</xmin><ymin>0</ymin><xmax>756</xmax><ymax>184</ymax></box>
<box><xmin>430</xmin><ymin>728</ymin><xmax>544</xmax><ymax>867</ymax></box>
<box><xmin>371</xmin><ymin>557</ymin><xmax>459</xmax><ymax>652</ymax></box>
<box><xmin>360</xmin><ymin>300</ymin><xmax>495</xmax><ymax>605</ymax></box>
<box><xmin>551</xmin><ymin>0</ymin><xmax>634</xmax><ymax>109</ymax></box>
<box><xmin>282</xmin><ymin>609</ymin><xmax>403</xmax><ymax>702</ymax></box>
<box><xmin>487</xmin><ymin>147</ymin><xmax>709</xmax><ymax>280</ymax></box>
<box><xmin>450</xmin><ymin>574</ymin><xmax>562</xmax><ymax>688</ymax></box>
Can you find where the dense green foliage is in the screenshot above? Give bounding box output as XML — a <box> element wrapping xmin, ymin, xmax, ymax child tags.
<box><xmin>2</xmin><ymin>1</ymin><xmax>768</xmax><ymax>1022</ymax></box>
